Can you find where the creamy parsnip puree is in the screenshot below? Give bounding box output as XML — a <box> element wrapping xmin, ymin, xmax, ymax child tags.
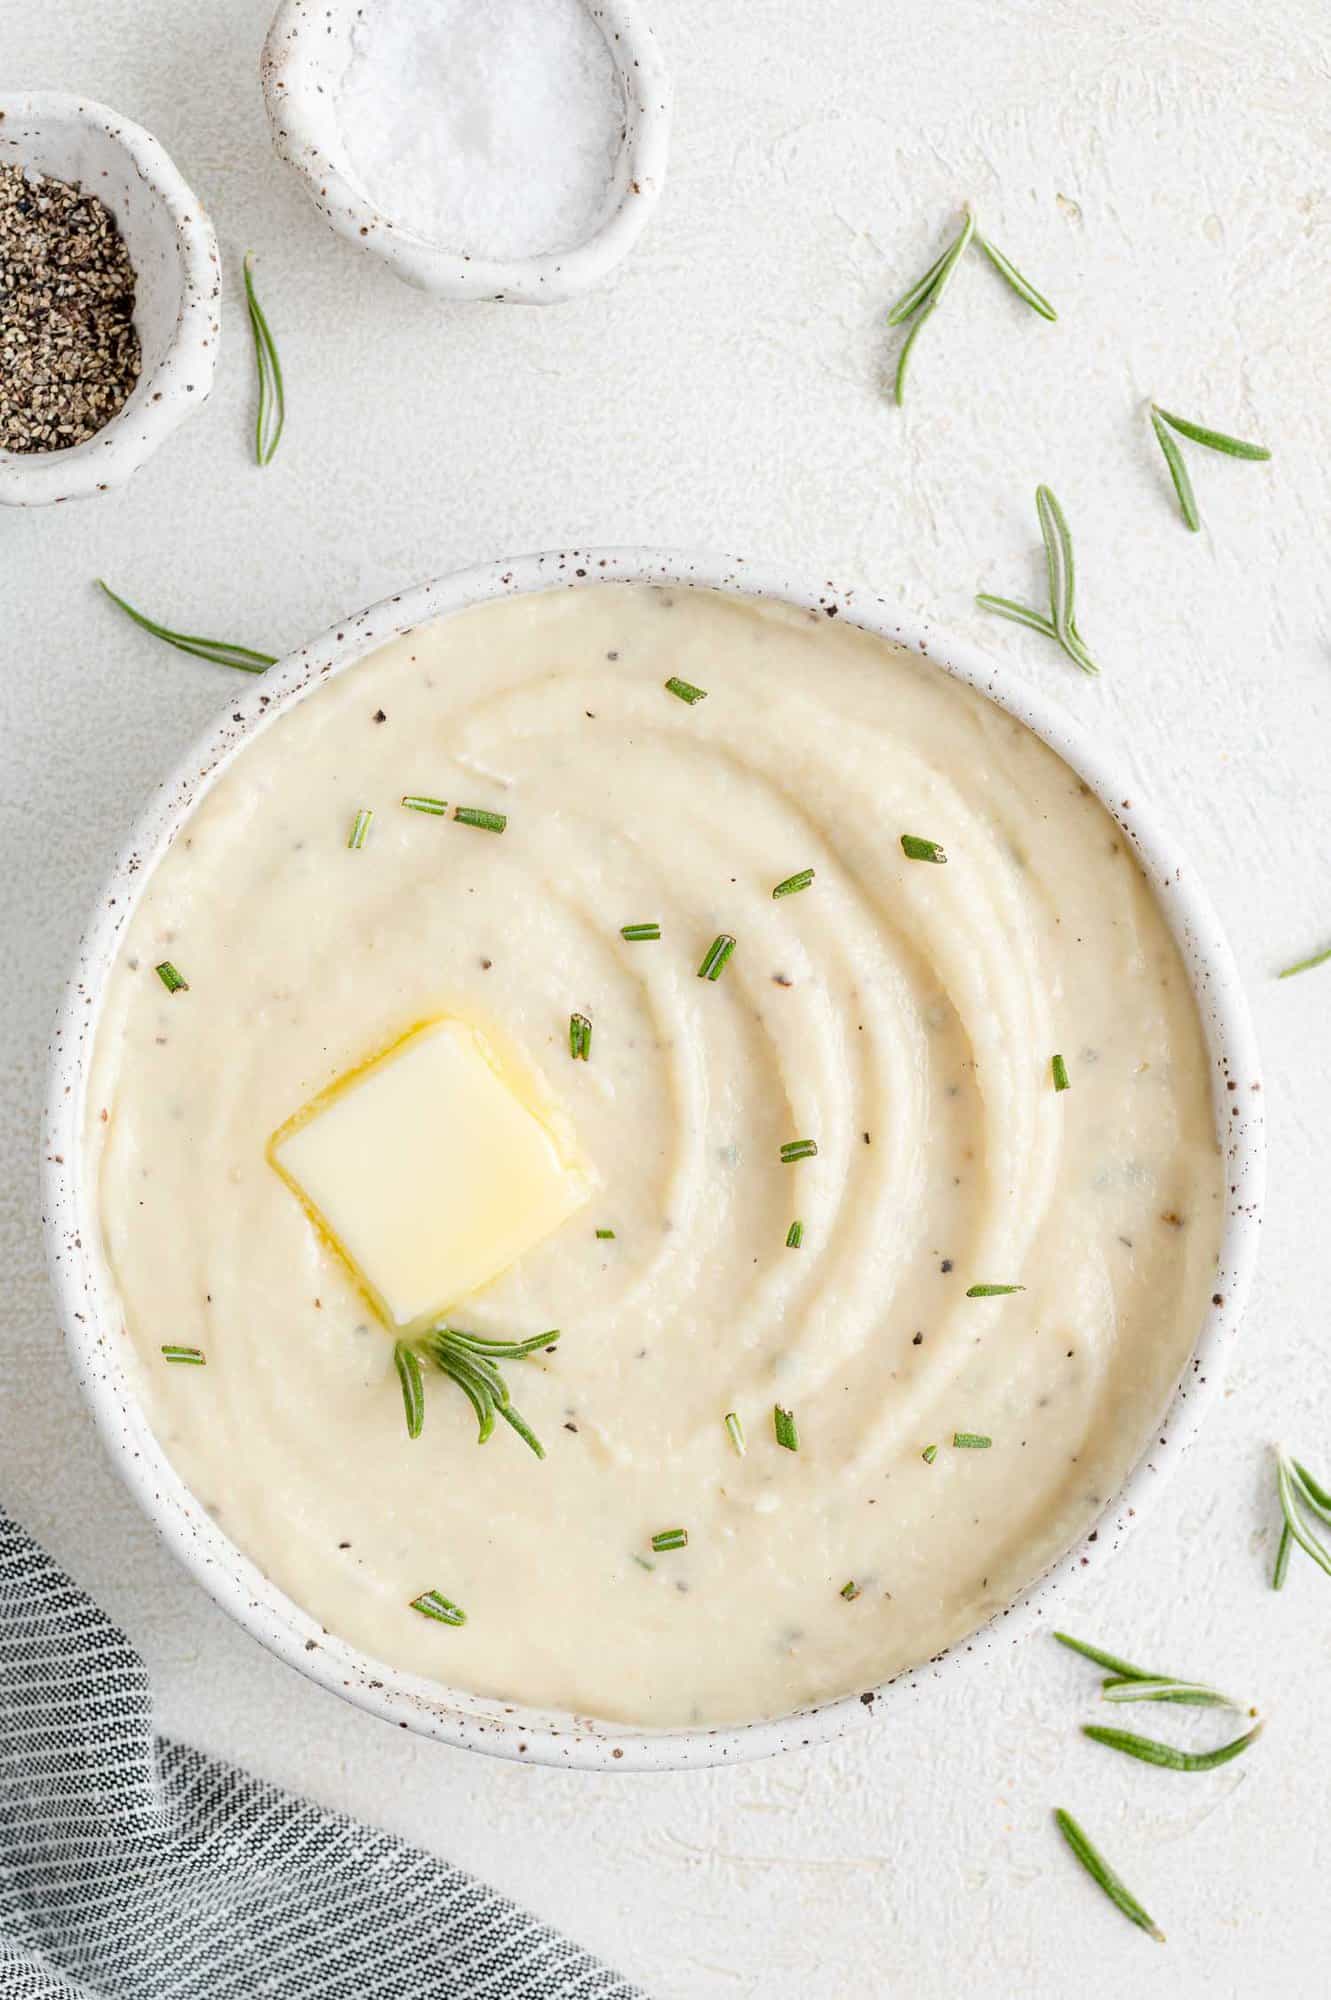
<box><xmin>87</xmin><ymin>585</ymin><xmax>1223</xmax><ymax>1727</ymax></box>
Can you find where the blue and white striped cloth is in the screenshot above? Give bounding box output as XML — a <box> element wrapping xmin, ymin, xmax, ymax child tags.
<box><xmin>0</xmin><ymin>1506</ymin><xmax>643</xmax><ymax>1999</ymax></box>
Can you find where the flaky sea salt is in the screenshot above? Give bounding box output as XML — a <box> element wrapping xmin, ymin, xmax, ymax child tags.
<box><xmin>336</xmin><ymin>0</ymin><xmax>625</xmax><ymax>261</ymax></box>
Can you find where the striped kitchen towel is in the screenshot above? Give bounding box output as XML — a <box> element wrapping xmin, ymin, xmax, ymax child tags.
<box><xmin>0</xmin><ymin>1506</ymin><xmax>643</xmax><ymax>1999</ymax></box>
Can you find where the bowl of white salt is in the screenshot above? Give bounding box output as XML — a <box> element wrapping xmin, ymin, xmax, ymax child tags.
<box><xmin>261</xmin><ymin>0</ymin><xmax>671</xmax><ymax>304</ymax></box>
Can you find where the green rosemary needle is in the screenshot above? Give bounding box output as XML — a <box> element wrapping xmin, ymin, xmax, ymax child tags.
<box><xmin>773</xmin><ymin>1404</ymin><xmax>799</xmax><ymax>1451</ymax></box>
<box><xmin>1278</xmin><ymin>942</ymin><xmax>1331</xmax><ymax>979</ymax></box>
<box><xmin>901</xmin><ymin>834</ymin><xmax>947</xmax><ymax>864</ymax></box>
<box><xmin>1274</xmin><ymin>1448</ymin><xmax>1331</xmax><ymax>1582</ymax></box>
<box><xmin>347</xmin><ymin>808</ymin><xmax>373</xmax><ymax>851</ymax></box>
<box><xmin>786</xmin><ymin>1220</ymin><xmax>804</xmax><ymax>1249</ymax></box>
<box><xmin>1100</xmin><ymin>1677</ymin><xmax>1240</xmax><ymax>1710</ymax></box>
<box><xmin>569</xmin><ymin>1012</ymin><xmax>592</xmax><ymax>1061</ymax></box>
<box><xmin>1152</xmin><ymin>407</ymin><xmax>1271</xmax><ymax>461</ymax></box>
<box><xmin>1272</xmin><ymin>1522</ymin><xmax>1293</xmax><ymax>1591</ymax></box>
<box><xmin>1053</xmin><ymin>1809</ymin><xmax>1164</xmax><ymax>1943</ymax></box>
<box><xmin>155</xmin><ymin>961</ymin><xmax>189</xmax><ymax>994</ymax></box>
<box><xmin>1053</xmin><ymin>1630</ymin><xmax>1158</xmax><ymax>1680</ymax></box>
<box><xmin>453</xmin><ymin>806</ymin><xmax>506</xmax><ymax>833</ymax></box>
<box><xmin>772</xmin><ymin>868</ymin><xmax>815</xmax><ymax>899</ymax></box>
<box><xmin>401</xmin><ymin>795</ymin><xmax>448</xmax><ymax>816</ymax></box>
<box><xmin>966</xmin><ymin>1283</ymin><xmax>1024</xmax><ymax>1297</ymax></box>
<box><xmin>98</xmin><ymin>580</ymin><xmax>277</xmax><ymax>674</ymax></box>
<box><xmin>780</xmin><ymin>1139</ymin><xmax>818</xmax><ymax>1163</ymax></box>
<box><xmin>394</xmin><ymin>1340</ymin><xmax>424</xmax><ymax>1440</ymax></box>
<box><xmin>840</xmin><ymin>1580</ymin><xmax>861</xmax><ymax>1601</ymax></box>
<box><xmin>1149</xmin><ymin>409</ymin><xmax>1200</xmax><ymax>532</ymax></box>
<box><xmin>952</xmin><ymin>1432</ymin><xmax>991</xmax><ymax>1449</ymax></box>
<box><xmin>242</xmin><ymin>252</ymin><xmax>286</xmax><ymax>467</ymax></box>
<box><xmin>922</xmin><ymin>1444</ymin><xmax>938</xmax><ymax>1464</ymax></box>
<box><xmin>1082</xmin><ymin>1721</ymin><xmax>1263</xmax><ymax>1772</ymax></box>
<box><xmin>698</xmin><ymin>933</ymin><xmax>737</xmax><ymax>981</ymax></box>
<box><xmin>977</xmin><ymin>485</ymin><xmax>1099</xmax><ymax>676</ymax></box>
<box><xmin>664</xmin><ymin>676</ymin><xmax>707</xmax><ymax>704</ymax></box>
<box><xmin>890</xmin><ymin>208</ymin><xmax>976</xmax><ymax>405</ymax></box>
<box><xmin>975</xmin><ymin>232</ymin><xmax>1058</xmax><ymax>321</ymax></box>
<box><xmin>620</xmin><ymin>922</ymin><xmax>661</xmax><ymax>941</ymax></box>
<box><xmin>410</xmin><ymin>1589</ymin><xmax>466</xmax><ymax>1627</ymax></box>
<box><xmin>651</xmin><ymin>1528</ymin><xmax>688</xmax><ymax>1552</ymax></box>
<box><xmin>725</xmin><ymin>1411</ymin><xmax>746</xmax><ymax>1456</ymax></box>
<box><xmin>1051</xmin><ymin>1053</ymin><xmax>1071</xmax><ymax>1092</ymax></box>
<box><xmin>160</xmin><ymin>1344</ymin><xmax>205</xmax><ymax>1365</ymax></box>
<box><xmin>415</xmin><ymin>1325</ymin><xmax>559</xmax><ymax>1459</ymax></box>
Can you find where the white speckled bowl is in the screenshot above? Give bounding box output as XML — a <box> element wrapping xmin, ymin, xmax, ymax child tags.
<box><xmin>260</xmin><ymin>0</ymin><xmax>671</xmax><ymax>304</ymax></box>
<box><xmin>43</xmin><ymin>551</ymin><xmax>1265</xmax><ymax>1770</ymax></box>
<box><xmin>0</xmin><ymin>93</ymin><xmax>221</xmax><ymax>507</ymax></box>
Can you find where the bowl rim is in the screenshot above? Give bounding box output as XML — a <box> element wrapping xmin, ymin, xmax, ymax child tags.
<box><xmin>43</xmin><ymin>547</ymin><xmax>1266</xmax><ymax>1771</ymax></box>
<box><xmin>259</xmin><ymin>0</ymin><xmax>672</xmax><ymax>304</ymax></box>
<box><xmin>0</xmin><ymin>90</ymin><xmax>221</xmax><ymax>506</ymax></box>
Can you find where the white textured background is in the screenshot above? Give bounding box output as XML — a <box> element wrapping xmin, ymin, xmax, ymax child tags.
<box><xmin>5</xmin><ymin>2</ymin><xmax>1331</xmax><ymax>1993</ymax></box>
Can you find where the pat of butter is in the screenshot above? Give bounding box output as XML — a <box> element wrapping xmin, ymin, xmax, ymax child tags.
<box><xmin>270</xmin><ymin>1018</ymin><xmax>592</xmax><ymax>1329</ymax></box>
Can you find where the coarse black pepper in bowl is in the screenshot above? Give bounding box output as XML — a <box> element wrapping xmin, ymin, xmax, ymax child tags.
<box><xmin>0</xmin><ymin>92</ymin><xmax>221</xmax><ymax>505</ymax></box>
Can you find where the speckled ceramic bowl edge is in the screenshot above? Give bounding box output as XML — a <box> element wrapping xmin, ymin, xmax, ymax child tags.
<box><xmin>259</xmin><ymin>0</ymin><xmax>672</xmax><ymax>304</ymax></box>
<box><xmin>0</xmin><ymin>91</ymin><xmax>221</xmax><ymax>506</ymax></box>
<box><xmin>42</xmin><ymin>548</ymin><xmax>1265</xmax><ymax>1771</ymax></box>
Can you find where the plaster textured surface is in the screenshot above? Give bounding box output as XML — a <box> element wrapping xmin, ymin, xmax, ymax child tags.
<box><xmin>3</xmin><ymin>1</ymin><xmax>1329</xmax><ymax>1993</ymax></box>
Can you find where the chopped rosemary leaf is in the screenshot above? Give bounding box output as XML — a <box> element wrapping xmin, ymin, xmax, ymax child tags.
<box><xmin>725</xmin><ymin>1410</ymin><xmax>746</xmax><ymax>1456</ymax></box>
<box><xmin>1082</xmin><ymin>1721</ymin><xmax>1262</xmax><ymax>1772</ymax></box>
<box><xmin>651</xmin><ymin>1527</ymin><xmax>688</xmax><ymax>1552</ymax></box>
<box><xmin>786</xmin><ymin>1220</ymin><xmax>804</xmax><ymax>1249</ymax></box>
<box><xmin>665</xmin><ymin>675</ymin><xmax>707</xmax><ymax>705</ymax></box>
<box><xmin>1100</xmin><ymin>1677</ymin><xmax>1240</xmax><ymax>1710</ymax></box>
<box><xmin>347</xmin><ymin>808</ymin><xmax>373</xmax><ymax>851</ymax></box>
<box><xmin>409</xmin><ymin>1589</ymin><xmax>466</xmax><ymax>1627</ymax></box>
<box><xmin>401</xmin><ymin>794</ymin><xmax>448</xmax><ymax>816</ymax></box>
<box><xmin>595</xmin><ymin>1227</ymin><xmax>616</xmax><ymax>1240</ymax></box>
<box><xmin>840</xmin><ymin>1580</ymin><xmax>861</xmax><ymax>1601</ymax></box>
<box><xmin>772</xmin><ymin>868</ymin><xmax>815</xmax><ymax>899</ymax></box>
<box><xmin>160</xmin><ymin>1344</ymin><xmax>205</xmax><ymax>1365</ymax></box>
<box><xmin>155</xmin><ymin>961</ymin><xmax>188</xmax><ymax>994</ymax></box>
<box><xmin>975</xmin><ymin>232</ymin><xmax>1058</xmax><ymax>321</ymax></box>
<box><xmin>453</xmin><ymin>806</ymin><xmax>507</xmax><ymax>833</ymax></box>
<box><xmin>922</xmin><ymin>1444</ymin><xmax>938</xmax><ymax>1464</ymax></box>
<box><xmin>1150</xmin><ymin>408</ymin><xmax>1200</xmax><ymax>533</ymax></box>
<box><xmin>966</xmin><ymin>1283</ymin><xmax>1024</xmax><ymax>1297</ymax></box>
<box><xmin>1053</xmin><ymin>1631</ymin><xmax>1157</xmax><ymax>1681</ymax></box>
<box><xmin>1053</xmin><ymin>1809</ymin><xmax>1164</xmax><ymax>1943</ymax></box>
<box><xmin>97</xmin><ymin>580</ymin><xmax>277</xmax><ymax>674</ymax></box>
<box><xmin>1278</xmin><ymin>942</ymin><xmax>1331</xmax><ymax>979</ymax></box>
<box><xmin>620</xmin><ymin>922</ymin><xmax>661</xmax><ymax>941</ymax></box>
<box><xmin>1052</xmin><ymin>1052</ymin><xmax>1070</xmax><ymax>1092</ymax></box>
<box><xmin>953</xmin><ymin>1432</ymin><xmax>992</xmax><ymax>1449</ymax></box>
<box><xmin>1152</xmin><ymin>407</ymin><xmax>1271</xmax><ymax>462</ymax></box>
<box><xmin>901</xmin><ymin>834</ymin><xmax>947</xmax><ymax>864</ymax></box>
<box><xmin>242</xmin><ymin>252</ymin><xmax>285</xmax><ymax>467</ymax></box>
<box><xmin>697</xmin><ymin>933</ymin><xmax>737</xmax><ymax>981</ymax></box>
<box><xmin>773</xmin><ymin>1404</ymin><xmax>799</xmax><ymax>1451</ymax></box>
<box><xmin>394</xmin><ymin>1340</ymin><xmax>424</xmax><ymax>1440</ymax></box>
<box><xmin>569</xmin><ymin>1012</ymin><xmax>592</xmax><ymax>1061</ymax></box>
<box><xmin>780</xmin><ymin>1139</ymin><xmax>818</xmax><ymax>1163</ymax></box>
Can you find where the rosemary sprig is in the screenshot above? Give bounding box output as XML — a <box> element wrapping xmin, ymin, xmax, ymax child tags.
<box><xmin>780</xmin><ymin>1139</ymin><xmax>818</xmax><ymax>1163</ymax></box>
<box><xmin>453</xmin><ymin>806</ymin><xmax>507</xmax><ymax>833</ymax></box>
<box><xmin>786</xmin><ymin>1220</ymin><xmax>804</xmax><ymax>1249</ymax></box>
<box><xmin>890</xmin><ymin>208</ymin><xmax>975</xmax><ymax>405</ymax></box>
<box><xmin>1082</xmin><ymin>1721</ymin><xmax>1262</xmax><ymax>1772</ymax></box>
<box><xmin>569</xmin><ymin>1012</ymin><xmax>592</xmax><ymax>1061</ymax></box>
<box><xmin>697</xmin><ymin>933</ymin><xmax>737</xmax><ymax>981</ymax></box>
<box><xmin>975</xmin><ymin>233</ymin><xmax>1058</xmax><ymax>321</ymax></box>
<box><xmin>1051</xmin><ymin>1053</ymin><xmax>1071</xmax><ymax>1092</ymax></box>
<box><xmin>651</xmin><ymin>1528</ymin><xmax>688</xmax><ymax>1552</ymax></box>
<box><xmin>410</xmin><ymin>1589</ymin><xmax>466</xmax><ymax>1627</ymax></box>
<box><xmin>620</xmin><ymin>922</ymin><xmax>661</xmax><ymax>941</ymax></box>
<box><xmin>725</xmin><ymin>1411</ymin><xmax>746</xmax><ymax>1456</ymax></box>
<box><xmin>1278</xmin><ymin>942</ymin><xmax>1331</xmax><ymax>979</ymax></box>
<box><xmin>772</xmin><ymin>868</ymin><xmax>814</xmax><ymax>899</ymax></box>
<box><xmin>98</xmin><ymin>580</ymin><xmax>277</xmax><ymax>674</ymax></box>
<box><xmin>1053</xmin><ymin>1809</ymin><xmax>1164</xmax><ymax>1943</ymax></box>
<box><xmin>155</xmin><ymin>961</ymin><xmax>189</xmax><ymax>994</ymax></box>
<box><xmin>1273</xmin><ymin>1448</ymin><xmax>1331</xmax><ymax>1583</ymax></box>
<box><xmin>415</xmin><ymin>1324</ymin><xmax>559</xmax><ymax>1458</ymax></box>
<box><xmin>664</xmin><ymin>676</ymin><xmax>707</xmax><ymax>704</ymax></box>
<box><xmin>901</xmin><ymin>834</ymin><xmax>946</xmax><ymax>864</ymax></box>
<box><xmin>773</xmin><ymin>1404</ymin><xmax>799</xmax><ymax>1451</ymax></box>
<box><xmin>347</xmin><ymin>808</ymin><xmax>373</xmax><ymax>851</ymax></box>
<box><xmin>966</xmin><ymin>1283</ymin><xmax>1024</xmax><ymax>1297</ymax></box>
<box><xmin>243</xmin><ymin>252</ymin><xmax>286</xmax><ymax>467</ymax></box>
<box><xmin>976</xmin><ymin>485</ymin><xmax>1099</xmax><ymax>676</ymax></box>
<box><xmin>161</xmin><ymin>1344</ymin><xmax>205</xmax><ymax>1365</ymax></box>
<box><xmin>394</xmin><ymin>1339</ymin><xmax>424</xmax><ymax>1440</ymax></box>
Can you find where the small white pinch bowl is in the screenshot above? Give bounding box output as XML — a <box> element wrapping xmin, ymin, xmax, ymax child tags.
<box><xmin>261</xmin><ymin>0</ymin><xmax>672</xmax><ymax>303</ymax></box>
<box><xmin>0</xmin><ymin>93</ymin><xmax>220</xmax><ymax>507</ymax></box>
<box><xmin>44</xmin><ymin>551</ymin><xmax>1265</xmax><ymax>1771</ymax></box>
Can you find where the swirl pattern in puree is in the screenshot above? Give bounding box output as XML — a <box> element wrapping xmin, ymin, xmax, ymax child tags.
<box><xmin>88</xmin><ymin>585</ymin><xmax>1223</xmax><ymax>1726</ymax></box>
